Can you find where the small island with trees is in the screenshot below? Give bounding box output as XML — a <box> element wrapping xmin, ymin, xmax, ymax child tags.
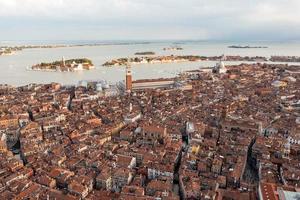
<box><xmin>31</xmin><ymin>58</ymin><xmax>95</xmax><ymax>72</ymax></box>
<box><xmin>134</xmin><ymin>51</ymin><xmax>155</xmax><ymax>55</ymax></box>
<box><xmin>163</xmin><ymin>46</ymin><xmax>183</xmax><ymax>51</ymax></box>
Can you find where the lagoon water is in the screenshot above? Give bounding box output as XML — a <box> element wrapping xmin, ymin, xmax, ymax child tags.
<box><xmin>1</xmin><ymin>41</ymin><xmax>300</xmax><ymax>86</ymax></box>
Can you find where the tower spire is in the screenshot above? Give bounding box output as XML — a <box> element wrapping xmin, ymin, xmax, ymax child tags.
<box><xmin>62</xmin><ymin>56</ymin><xmax>66</xmax><ymax>67</ymax></box>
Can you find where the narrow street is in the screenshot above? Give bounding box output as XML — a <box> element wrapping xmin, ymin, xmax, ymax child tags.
<box><xmin>242</xmin><ymin>138</ymin><xmax>259</xmax><ymax>185</ymax></box>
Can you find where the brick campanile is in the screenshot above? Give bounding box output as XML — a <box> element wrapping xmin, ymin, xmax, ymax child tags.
<box><xmin>126</xmin><ymin>63</ymin><xmax>132</xmax><ymax>92</ymax></box>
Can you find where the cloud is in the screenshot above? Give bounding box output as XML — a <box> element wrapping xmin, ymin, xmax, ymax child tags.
<box><xmin>0</xmin><ymin>0</ymin><xmax>299</xmax><ymax>40</ymax></box>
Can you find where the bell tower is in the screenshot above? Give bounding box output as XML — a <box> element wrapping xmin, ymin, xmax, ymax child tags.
<box><xmin>283</xmin><ymin>141</ymin><xmax>290</xmax><ymax>159</ymax></box>
<box><xmin>126</xmin><ymin>61</ymin><xmax>132</xmax><ymax>92</ymax></box>
<box><xmin>62</xmin><ymin>56</ymin><xmax>66</xmax><ymax>67</ymax></box>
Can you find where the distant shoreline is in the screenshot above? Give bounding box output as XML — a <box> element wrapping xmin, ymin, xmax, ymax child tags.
<box><xmin>0</xmin><ymin>42</ymin><xmax>153</xmax><ymax>56</ymax></box>
<box><xmin>0</xmin><ymin>42</ymin><xmax>152</xmax><ymax>49</ymax></box>
<box><xmin>228</xmin><ymin>45</ymin><xmax>268</xmax><ymax>49</ymax></box>
<box><xmin>102</xmin><ymin>55</ymin><xmax>300</xmax><ymax>66</ymax></box>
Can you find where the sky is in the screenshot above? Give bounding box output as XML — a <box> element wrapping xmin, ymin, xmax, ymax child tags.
<box><xmin>0</xmin><ymin>0</ymin><xmax>300</xmax><ymax>41</ymax></box>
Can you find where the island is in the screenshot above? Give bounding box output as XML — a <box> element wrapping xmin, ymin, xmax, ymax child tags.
<box><xmin>134</xmin><ymin>51</ymin><xmax>155</xmax><ymax>55</ymax></box>
<box><xmin>0</xmin><ymin>47</ymin><xmax>22</xmax><ymax>56</ymax></box>
<box><xmin>102</xmin><ymin>55</ymin><xmax>270</xmax><ymax>66</ymax></box>
<box><xmin>31</xmin><ymin>58</ymin><xmax>95</xmax><ymax>72</ymax></box>
<box><xmin>228</xmin><ymin>45</ymin><xmax>268</xmax><ymax>49</ymax></box>
<box><xmin>163</xmin><ymin>46</ymin><xmax>183</xmax><ymax>51</ymax></box>
<box><xmin>102</xmin><ymin>54</ymin><xmax>300</xmax><ymax>67</ymax></box>
<box><xmin>102</xmin><ymin>55</ymin><xmax>205</xmax><ymax>66</ymax></box>
<box><xmin>270</xmin><ymin>56</ymin><xmax>300</xmax><ymax>62</ymax></box>
<box><xmin>0</xmin><ymin>42</ymin><xmax>152</xmax><ymax>56</ymax></box>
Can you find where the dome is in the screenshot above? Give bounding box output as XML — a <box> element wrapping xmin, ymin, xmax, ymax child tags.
<box><xmin>96</xmin><ymin>83</ymin><xmax>103</xmax><ymax>91</ymax></box>
<box><xmin>220</xmin><ymin>61</ymin><xmax>225</xmax><ymax>68</ymax></box>
<box><xmin>219</xmin><ymin>61</ymin><xmax>227</xmax><ymax>73</ymax></box>
<box><xmin>296</xmin><ymin>117</ymin><xmax>300</xmax><ymax>124</ymax></box>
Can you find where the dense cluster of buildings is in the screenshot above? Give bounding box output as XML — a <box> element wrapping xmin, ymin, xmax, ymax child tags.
<box><xmin>0</xmin><ymin>62</ymin><xmax>299</xmax><ymax>200</ymax></box>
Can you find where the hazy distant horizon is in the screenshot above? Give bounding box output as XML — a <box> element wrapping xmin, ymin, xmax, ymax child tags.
<box><xmin>2</xmin><ymin>39</ymin><xmax>300</xmax><ymax>47</ymax></box>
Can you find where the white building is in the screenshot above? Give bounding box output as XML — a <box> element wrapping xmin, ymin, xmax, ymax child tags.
<box><xmin>147</xmin><ymin>163</ymin><xmax>174</xmax><ymax>180</ymax></box>
<box><xmin>124</xmin><ymin>113</ymin><xmax>142</xmax><ymax>124</ymax></box>
<box><xmin>213</xmin><ymin>60</ymin><xmax>227</xmax><ymax>74</ymax></box>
